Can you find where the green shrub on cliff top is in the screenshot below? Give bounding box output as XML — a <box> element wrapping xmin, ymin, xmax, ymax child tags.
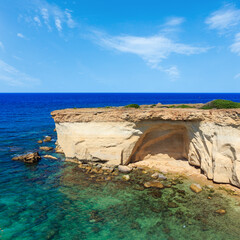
<box><xmin>124</xmin><ymin>104</ymin><xmax>140</xmax><ymax>108</ymax></box>
<box><xmin>202</xmin><ymin>99</ymin><xmax>240</xmax><ymax>109</ymax></box>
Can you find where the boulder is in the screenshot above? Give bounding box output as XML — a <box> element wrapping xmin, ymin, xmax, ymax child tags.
<box><xmin>43</xmin><ymin>136</ymin><xmax>52</xmax><ymax>142</ymax></box>
<box><xmin>190</xmin><ymin>183</ymin><xmax>202</xmax><ymax>193</ymax></box>
<box><xmin>43</xmin><ymin>155</ymin><xmax>57</xmax><ymax>160</ymax></box>
<box><xmin>215</xmin><ymin>209</ymin><xmax>226</xmax><ymax>215</ymax></box>
<box><xmin>37</xmin><ymin>140</ymin><xmax>43</xmax><ymax>144</ymax></box>
<box><xmin>118</xmin><ymin>165</ymin><xmax>132</xmax><ymax>173</ymax></box>
<box><xmin>144</xmin><ymin>180</ymin><xmax>164</xmax><ymax>189</ymax></box>
<box><xmin>122</xmin><ymin>175</ymin><xmax>130</xmax><ymax>181</ymax></box>
<box><xmin>55</xmin><ymin>146</ymin><xmax>64</xmax><ymax>154</ymax></box>
<box><xmin>39</xmin><ymin>146</ymin><xmax>53</xmax><ymax>151</ymax></box>
<box><xmin>151</xmin><ymin>172</ymin><xmax>167</xmax><ymax>180</ymax></box>
<box><xmin>12</xmin><ymin>152</ymin><xmax>41</xmax><ymax>163</ymax></box>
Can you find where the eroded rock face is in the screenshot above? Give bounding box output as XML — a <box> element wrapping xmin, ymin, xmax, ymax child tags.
<box><xmin>51</xmin><ymin>108</ymin><xmax>240</xmax><ymax>188</ymax></box>
<box><xmin>12</xmin><ymin>152</ymin><xmax>41</xmax><ymax>163</ymax></box>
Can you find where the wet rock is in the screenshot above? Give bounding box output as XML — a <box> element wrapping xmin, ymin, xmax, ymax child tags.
<box><xmin>151</xmin><ymin>172</ymin><xmax>167</xmax><ymax>180</ymax></box>
<box><xmin>102</xmin><ymin>166</ymin><xmax>114</xmax><ymax>172</ymax></box>
<box><xmin>122</xmin><ymin>175</ymin><xmax>130</xmax><ymax>181</ymax></box>
<box><xmin>53</xmin><ymin>128</ymin><xmax>56</xmax><ymax>132</ymax></box>
<box><xmin>130</xmin><ymin>222</ymin><xmax>141</xmax><ymax>230</ymax></box>
<box><xmin>37</xmin><ymin>140</ymin><xmax>43</xmax><ymax>144</ymax></box>
<box><xmin>12</xmin><ymin>152</ymin><xmax>41</xmax><ymax>163</ymax></box>
<box><xmin>55</xmin><ymin>146</ymin><xmax>64</xmax><ymax>154</ymax></box>
<box><xmin>144</xmin><ymin>180</ymin><xmax>164</xmax><ymax>189</ymax></box>
<box><xmin>150</xmin><ymin>190</ymin><xmax>162</xmax><ymax>198</ymax></box>
<box><xmin>89</xmin><ymin>210</ymin><xmax>104</xmax><ymax>223</ymax></box>
<box><xmin>168</xmin><ymin>202</ymin><xmax>178</xmax><ymax>208</ymax></box>
<box><xmin>43</xmin><ymin>136</ymin><xmax>52</xmax><ymax>142</ymax></box>
<box><xmin>43</xmin><ymin>155</ymin><xmax>57</xmax><ymax>160</ymax></box>
<box><xmin>190</xmin><ymin>183</ymin><xmax>202</xmax><ymax>193</ymax></box>
<box><xmin>215</xmin><ymin>209</ymin><xmax>226</xmax><ymax>215</ymax></box>
<box><xmin>39</xmin><ymin>146</ymin><xmax>53</xmax><ymax>151</ymax></box>
<box><xmin>118</xmin><ymin>165</ymin><xmax>132</xmax><ymax>173</ymax></box>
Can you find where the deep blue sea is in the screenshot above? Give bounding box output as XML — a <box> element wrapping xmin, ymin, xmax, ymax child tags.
<box><xmin>1</xmin><ymin>93</ymin><xmax>240</xmax><ymax>240</ymax></box>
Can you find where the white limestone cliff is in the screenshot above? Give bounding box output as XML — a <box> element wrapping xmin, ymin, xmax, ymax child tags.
<box><xmin>51</xmin><ymin>107</ymin><xmax>240</xmax><ymax>187</ymax></box>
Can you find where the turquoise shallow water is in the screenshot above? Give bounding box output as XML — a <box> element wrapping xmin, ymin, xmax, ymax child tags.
<box><xmin>1</xmin><ymin>162</ymin><xmax>240</xmax><ymax>240</ymax></box>
<box><xmin>1</xmin><ymin>93</ymin><xmax>240</xmax><ymax>240</ymax></box>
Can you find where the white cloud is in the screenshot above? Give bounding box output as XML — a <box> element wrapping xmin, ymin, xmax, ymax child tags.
<box><xmin>230</xmin><ymin>32</ymin><xmax>240</xmax><ymax>55</ymax></box>
<box><xmin>17</xmin><ymin>33</ymin><xmax>25</xmax><ymax>38</ymax></box>
<box><xmin>25</xmin><ymin>1</ymin><xmax>76</xmax><ymax>32</ymax></box>
<box><xmin>55</xmin><ymin>17</ymin><xmax>62</xmax><ymax>32</ymax></box>
<box><xmin>93</xmin><ymin>31</ymin><xmax>208</xmax><ymax>78</ymax></box>
<box><xmin>33</xmin><ymin>16</ymin><xmax>41</xmax><ymax>26</ymax></box>
<box><xmin>206</xmin><ymin>5</ymin><xmax>240</xmax><ymax>31</ymax></box>
<box><xmin>65</xmin><ymin>9</ymin><xmax>75</xmax><ymax>28</ymax></box>
<box><xmin>0</xmin><ymin>59</ymin><xmax>40</xmax><ymax>87</ymax></box>
<box><xmin>41</xmin><ymin>8</ymin><xmax>49</xmax><ymax>25</ymax></box>
<box><xmin>165</xmin><ymin>17</ymin><xmax>185</xmax><ymax>26</ymax></box>
<box><xmin>0</xmin><ymin>42</ymin><xmax>4</xmax><ymax>50</ymax></box>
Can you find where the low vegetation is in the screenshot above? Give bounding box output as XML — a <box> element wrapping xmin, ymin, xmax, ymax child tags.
<box><xmin>124</xmin><ymin>104</ymin><xmax>140</xmax><ymax>108</ymax></box>
<box><xmin>202</xmin><ymin>99</ymin><xmax>240</xmax><ymax>109</ymax></box>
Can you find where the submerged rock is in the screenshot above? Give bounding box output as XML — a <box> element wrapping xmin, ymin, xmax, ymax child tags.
<box><xmin>122</xmin><ymin>175</ymin><xmax>130</xmax><ymax>181</ymax></box>
<box><xmin>118</xmin><ymin>165</ymin><xmax>132</xmax><ymax>173</ymax></box>
<box><xmin>43</xmin><ymin>155</ymin><xmax>57</xmax><ymax>160</ymax></box>
<box><xmin>37</xmin><ymin>140</ymin><xmax>43</xmax><ymax>144</ymax></box>
<box><xmin>190</xmin><ymin>183</ymin><xmax>202</xmax><ymax>193</ymax></box>
<box><xmin>215</xmin><ymin>209</ymin><xmax>226</xmax><ymax>215</ymax></box>
<box><xmin>144</xmin><ymin>180</ymin><xmax>164</xmax><ymax>189</ymax></box>
<box><xmin>44</xmin><ymin>136</ymin><xmax>52</xmax><ymax>142</ymax></box>
<box><xmin>12</xmin><ymin>152</ymin><xmax>41</xmax><ymax>163</ymax></box>
<box><xmin>39</xmin><ymin>146</ymin><xmax>53</xmax><ymax>151</ymax></box>
<box><xmin>151</xmin><ymin>172</ymin><xmax>167</xmax><ymax>180</ymax></box>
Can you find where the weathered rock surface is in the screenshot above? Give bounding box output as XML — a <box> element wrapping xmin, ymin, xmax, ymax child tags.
<box><xmin>144</xmin><ymin>180</ymin><xmax>164</xmax><ymax>189</ymax></box>
<box><xmin>44</xmin><ymin>136</ymin><xmax>52</xmax><ymax>142</ymax></box>
<box><xmin>118</xmin><ymin>165</ymin><xmax>132</xmax><ymax>173</ymax></box>
<box><xmin>51</xmin><ymin>107</ymin><xmax>240</xmax><ymax>188</ymax></box>
<box><xmin>43</xmin><ymin>155</ymin><xmax>57</xmax><ymax>160</ymax></box>
<box><xmin>190</xmin><ymin>183</ymin><xmax>202</xmax><ymax>193</ymax></box>
<box><xmin>12</xmin><ymin>152</ymin><xmax>41</xmax><ymax>163</ymax></box>
<box><xmin>39</xmin><ymin>146</ymin><xmax>53</xmax><ymax>151</ymax></box>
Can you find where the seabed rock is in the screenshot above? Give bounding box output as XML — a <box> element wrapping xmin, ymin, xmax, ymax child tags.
<box><xmin>43</xmin><ymin>155</ymin><xmax>57</xmax><ymax>160</ymax></box>
<box><xmin>12</xmin><ymin>152</ymin><xmax>41</xmax><ymax>163</ymax></box>
<box><xmin>144</xmin><ymin>180</ymin><xmax>164</xmax><ymax>189</ymax></box>
<box><xmin>190</xmin><ymin>183</ymin><xmax>202</xmax><ymax>193</ymax></box>
<box><xmin>122</xmin><ymin>175</ymin><xmax>130</xmax><ymax>181</ymax></box>
<box><xmin>151</xmin><ymin>172</ymin><xmax>167</xmax><ymax>180</ymax></box>
<box><xmin>118</xmin><ymin>165</ymin><xmax>132</xmax><ymax>173</ymax></box>
<box><xmin>215</xmin><ymin>209</ymin><xmax>226</xmax><ymax>215</ymax></box>
<box><xmin>43</xmin><ymin>136</ymin><xmax>52</xmax><ymax>142</ymax></box>
<box><xmin>39</xmin><ymin>146</ymin><xmax>53</xmax><ymax>151</ymax></box>
<box><xmin>37</xmin><ymin>140</ymin><xmax>43</xmax><ymax>144</ymax></box>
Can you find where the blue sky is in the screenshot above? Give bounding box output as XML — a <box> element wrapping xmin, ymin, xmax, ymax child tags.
<box><xmin>0</xmin><ymin>0</ymin><xmax>240</xmax><ymax>92</ymax></box>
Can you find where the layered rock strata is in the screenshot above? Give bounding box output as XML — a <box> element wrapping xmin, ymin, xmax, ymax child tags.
<box><xmin>51</xmin><ymin>108</ymin><xmax>240</xmax><ymax>187</ymax></box>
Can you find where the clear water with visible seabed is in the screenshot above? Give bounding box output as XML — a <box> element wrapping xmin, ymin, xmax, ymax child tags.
<box><xmin>1</xmin><ymin>93</ymin><xmax>240</xmax><ymax>240</ymax></box>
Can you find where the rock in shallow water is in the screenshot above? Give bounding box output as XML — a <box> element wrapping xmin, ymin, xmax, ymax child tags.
<box><xmin>122</xmin><ymin>175</ymin><xmax>130</xmax><ymax>181</ymax></box>
<box><xmin>215</xmin><ymin>209</ymin><xmax>226</xmax><ymax>215</ymax></box>
<box><xmin>43</xmin><ymin>136</ymin><xmax>52</xmax><ymax>142</ymax></box>
<box><xmin>190</xmin><ymin>183</ymin><xmax>202</xmax><ymax>193</ymax></box>
<box><xmin>151</xmin><ymin>172</ymin><xmax>167</xmax><ymax>180</ymax></box>
<box><xmin>12</xmin><ymin>152</ymin><xmax>41</xmax><ymax>163</ymax></box>
<box><xmin>39</xmin><ymin>146</ymin><xmax>53</xmax><ymax>151</ymax></box>
<box><xmin>118</xmin><ymin>165</ymin><xmax>132</xmax><ymax>173</ymax></box>
<box><xmin>144</xmin><ymin>180</ymin><xmax>164</xmax><ymax>189</ymax></box>
<box><xmin>43</xmin><ymin>155</ymin><xmax>57</xmax><ymax>160</ymax></box>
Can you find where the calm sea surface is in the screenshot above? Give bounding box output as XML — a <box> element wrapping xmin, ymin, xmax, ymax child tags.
<box><xmin>0</xmin><ymin>93</ymin><xmax>240</xmax><ymax>240</ymax></box>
